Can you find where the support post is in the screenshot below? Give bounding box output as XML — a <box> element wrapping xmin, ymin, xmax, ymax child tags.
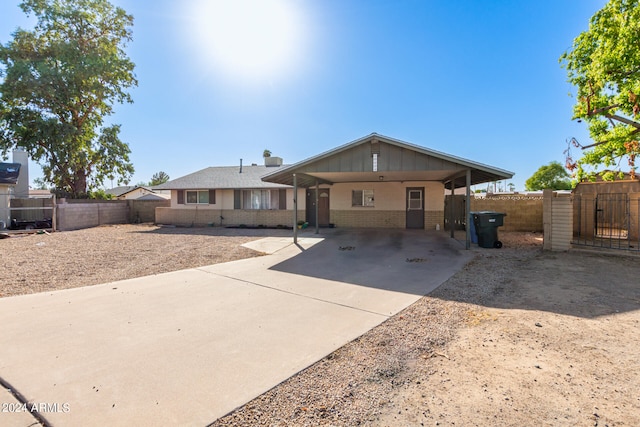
<box><xmin>450</xmin><ymin>184</ymin><xmax>455</xmax><ymax>238</ymax></box>
<box><xmin>315</xmin><ymin>179</ymin><xmax>319</xmax><ymax>234</ymax></box>
<box><xmin>466</xmin><ymin>169</ymin><xmax>471</xmax><ymax>249</ymax></box>
<box><xmin>293</xmin><ymin>174</ymin><xmax>298</xmax><ymax>244</ymax></box>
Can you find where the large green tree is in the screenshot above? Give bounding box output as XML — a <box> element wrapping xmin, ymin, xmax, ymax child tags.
<box><xmin>560</xmin><ymin>0</ymin><xmax>640</xmax><ymax>181</ymax></box>
<box><xmin>525</xmin><ymin>161</ymin><xmax>572</xmax><ymax>191</ymax></box>
<box><xmin>0</xmin><ymin>0</ymin><xmax>137</xmax><ymax>197</ymax></box>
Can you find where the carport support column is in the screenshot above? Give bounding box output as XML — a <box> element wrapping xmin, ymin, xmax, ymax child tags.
<box><xmin>450</xmin><ymin>185</ymin><xmax>455</xmax><ymax>238</ymax></box>
<box><xmin>293</xmin><ymin>173</ymin><xmax>298</xmax><ymax>244</ymax></box>
<box><xmin>465</xmin><ymin>169</ymin><xmax>471</xmax><ymax>250</ymax></box>
<box><xmin>315</xmin><ymin>179</ymin><xmax>319</xmax><ymax>234</ymax></box>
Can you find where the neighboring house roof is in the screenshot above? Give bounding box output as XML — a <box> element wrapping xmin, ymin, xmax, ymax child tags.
<box><xmin>262</xmin><ymin>133</ymin><xmax>514</xmax><ymax>189</ymax></box>
<box><xmin>105</xmin><ymin>186</ymin><xmax>136</xmax><ymax>197</ymax></box>
<box><xmin>0</xmin><ymin>163</ymin><xmax>21</xmax><ymax>185</ymax></box>
<box><xmin>105</xmin><ymin>186</ymin><xmax>154</xmax><ymax>197</ymax></box>
<box><xmin>137</xmin><ymin>193</ymin><xmax>170</xmax><ymax>200</ymax></box>
<box><xmin>154</xmin><ymin>165</ymin><xmax>292</xmax><ymax>190</ymax></box>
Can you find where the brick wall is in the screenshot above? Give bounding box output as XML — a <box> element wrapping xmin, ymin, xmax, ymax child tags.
<box><xmin>330</xmin><ymin>210</ymin><xmax>405</xmax><ymax>228</ymax></box>
<box><xmin>471</xmin><ymin>196</ymin><xmax>543</xmax><ymax>232</ymax></box>
<box><xmin>425</xmin><ymin>210</ymin><xmax>444</xmax><ymax>230</ymax></box>
<box><xmin>155</xmin><ymin>207</ymin><xmax>291</xmax><ymax>227</ymax></box>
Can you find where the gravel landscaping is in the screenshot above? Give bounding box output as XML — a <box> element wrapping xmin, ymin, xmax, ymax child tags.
<box><xmin>2</xmin><ymin>225</ymin><xmax>638</xmax><ymax>426</ymax></box>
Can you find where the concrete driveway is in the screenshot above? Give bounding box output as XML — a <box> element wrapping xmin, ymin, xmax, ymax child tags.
<box><xmin>0</xmin><ymin>229</ymin><xmax>472</xmax><ymax>426</ymax></box>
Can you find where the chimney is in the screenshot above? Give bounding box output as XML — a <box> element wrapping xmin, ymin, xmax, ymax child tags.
<box><xmin>264</xmin><ymin>156</ymin><xmax>283</xmax><ymax>167</ymax></box>
<box><xmin>12</xmin><ymin>148</ymin><xmax>29</xmax><ymax>198</ymax></box>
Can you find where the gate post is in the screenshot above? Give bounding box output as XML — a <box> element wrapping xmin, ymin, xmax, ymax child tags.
<box><xmin>543</xmin><ymin>190</ymin><xmax>573</xmax><ymax>251</ymax></box>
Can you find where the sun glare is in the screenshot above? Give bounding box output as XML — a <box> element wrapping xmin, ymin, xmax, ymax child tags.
<box><xmin>185</xmin><ymin>0</ymin><xmax>304</xmax><ymax>84</ymax></box>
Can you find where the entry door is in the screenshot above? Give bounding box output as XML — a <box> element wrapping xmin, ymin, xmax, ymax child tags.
<box><xmin>306</xmin><ymin>189</ymin><xmax>330</xmax><ymax>226</ymax></box>
<box><xmin>406</xmin><ymin>188</ymin><xmax>424</xmax><ymax>229</ymax></box>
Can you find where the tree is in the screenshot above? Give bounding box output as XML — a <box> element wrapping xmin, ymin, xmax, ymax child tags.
<box><xmin>263</xmin><ymin>149</ymin><xmax>271</xmax><ymax>158</ymax></box>
<box><xmin>0</xmin><ymin>0</ymin><xmax>137</xmax><ymax>198</ymax></box>
<box><xmin>560</xmin><ymin>0</ymin><xmax>640</xmax><ymax>181</ymax></box>
<box><xmin>149</xmin><ymin>171</ymin><xmax>169</xmax><ymax>186</ymax></box>
<box><xmin>525</xmin><ymin>162</ymin><xmax>572</xmax><ymax>191</ymax></box>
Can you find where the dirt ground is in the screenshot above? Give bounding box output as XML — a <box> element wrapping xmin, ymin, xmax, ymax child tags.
<box><xmin>2</xmin><ymin>225</ymin><xmax>639</xmax><ymax>426</ymax></box>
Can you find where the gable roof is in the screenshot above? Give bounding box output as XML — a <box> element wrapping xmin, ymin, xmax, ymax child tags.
<box><xmin>262</xmin><ymin>133</ymin><xmax>514</xmax><ymax>189</ymax></box>
<box><xmin>105</xmin><ymin>186</ymin><xmax>136</xmax><ymax>197</ymax></box>
<box><xmin>154</xmin><ymin>165</ymin><xmax>291</xmax><ymax>190</ymax></box>
<box><xmin>0</xmin><ymin>163</ymin><xmax>21</xmax><ymax>185</ymax></box>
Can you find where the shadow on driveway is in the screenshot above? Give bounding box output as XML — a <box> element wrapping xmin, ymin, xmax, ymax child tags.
<box><xmin>270</xmin><ymin>228</ymin><xmax>474</xmax><ymax>296</ymax></box>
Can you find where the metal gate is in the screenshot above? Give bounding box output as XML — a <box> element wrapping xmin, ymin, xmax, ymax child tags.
<box><xmin>444</xmin><ymin>195</ymin><xmax>466</xmax><ymax>231</ymax></box>
<box><xmin>572</xmin><ymin>193</ymin><xmax>640</xmax><ymax>251</ymax></box>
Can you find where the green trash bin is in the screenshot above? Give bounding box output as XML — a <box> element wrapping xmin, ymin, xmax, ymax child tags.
<box><xmin>472</xmin><ymin>212</ymin><xmax>506</xmax><ymax>248</ymax></box>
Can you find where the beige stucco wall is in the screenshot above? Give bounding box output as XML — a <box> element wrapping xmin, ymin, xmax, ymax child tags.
<box><xmin>159</xmin><ymin>188</ymin><xmax>304</xmax><ymax>227</ymax></box>
<box><xmin>328</xmin><ymin>181</ymin><xmax>444</xmax><ymax>229</ymax></box>
<box><xmin>169</xmin><ymin>188</ymin><xmax>304</xmax><ymax>210</ymax></box>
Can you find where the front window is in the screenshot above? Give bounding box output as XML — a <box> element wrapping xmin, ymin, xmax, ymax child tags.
<box><xmin>241</xmin><ymin>189</ymin><xmax>280</xmax><ymax>209</ymax></box>
<box><xmin>352</xmin><ymin>189</ymin><xmax>374</xmax><ymax>207</ymax></box>
<box><xmin>186</xmin><ymin>190</ymin><xmax>209</xmax><ymax>204</ymax></box>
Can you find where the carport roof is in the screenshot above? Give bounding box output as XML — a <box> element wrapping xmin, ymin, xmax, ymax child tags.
<box><xmin>262</xmin><ymin>133</ymin><xmax>514</xmax><ymax>189</ymax></box>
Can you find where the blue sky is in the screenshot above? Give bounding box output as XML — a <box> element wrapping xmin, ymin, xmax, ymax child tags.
<box><xmin>0</xmin><ymin>0</ymin><xmax>606</xmax><ymax>191</ymax></box>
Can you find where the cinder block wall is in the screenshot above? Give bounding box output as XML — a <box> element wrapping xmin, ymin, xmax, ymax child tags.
<box><xmin>155</xmin><ymin>207</ymin><xmax>291</xmax><ymax>227</ymax></box>
<box><xmin>471</xmin><ymin>196</ymin><xmax>544</xmax><ymax>232</ymax></box>
<box><xmin>330</xmin><ymin>210</ymin><xmax>405</xmax><ymax>228</ymax></box>
<box><xmin>56</xmin><ymin>200</ymin><xmax>128</xmax><ymax>231</ymax></box>
<box><xmin>128</xmin><ymin>200</ymin><xmax>170</xmax><ymax>223</ymax></box>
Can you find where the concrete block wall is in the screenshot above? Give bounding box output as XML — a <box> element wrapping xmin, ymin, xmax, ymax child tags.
<box><xmin>425</xmin><ymin>210</ymin><xmax>444</xmax><ymax>230</ymax></box>
<box><xmin>155</xmin><ymin>207</ymin><xmax>291</xmax><ymax>227</ymax></box>
<box><xmin>543</xmin><ymin>190</ymin><xmax>573</xmax><ymax>251</ymax></box>
<box><xmin>56</xmin><ymin>200</ymin><xmax>128</xmax><ymax>231</ymax></box>
<box><xmin>128</xmin><ymin>200</ymin><xmax>170</xmax><ymax>223</ymax></box>
<box><xmin>330</xmin><ymin>210</ymin><xmax>405</xmax><ymax>228</ymax></box>
<box><xmin>471</xmin><ymin>196</ymin><xmax>543</xmax><ymax>232</ymax></box>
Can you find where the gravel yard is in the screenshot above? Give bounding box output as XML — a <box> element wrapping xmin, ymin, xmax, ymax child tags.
<box><xmin>0</xmin><ymin>224</ymin><xmax>289</xmax><ymax>298</ymax></box>
<box><xmin>2</xmin><ymin>226</ymin><xmax>639</xmax><ymax>426</ymax></box>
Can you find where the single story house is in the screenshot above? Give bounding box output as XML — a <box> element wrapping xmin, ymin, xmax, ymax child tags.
<box><xmin>155</xmin><ymin>134</ymin><xmax>514</xmax><ymax>246</ymax></box>
<box><xmin>105</xmin><ymin>185</ymin><xmax>170</xmax><ymax>200</ymax></box>
<box><xmin>154</xmin><ymin>157</ymin><xmax>295</xmax><ymax>227</ymax></box>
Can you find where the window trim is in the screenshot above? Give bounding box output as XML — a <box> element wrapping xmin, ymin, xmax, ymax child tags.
<box><xmin>185</xmin><ymin>189</ymin><xmax>211</xmax><ymax>205</ymax></box>
<box><xmin>352</xmin><ymin>189</ymin><xmax>375</xmax><ymax>207</ymax></box>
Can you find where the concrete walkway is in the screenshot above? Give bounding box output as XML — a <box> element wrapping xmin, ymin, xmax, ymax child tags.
<box><xmin>0</xmin><ymin>230</ymin><xmax>472</xmax><ymax>426</ymax></box>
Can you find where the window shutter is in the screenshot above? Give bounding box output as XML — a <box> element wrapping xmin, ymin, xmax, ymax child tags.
<box><xmin>234</xmin><ymin>190</ymin><xmax>241</xmax><ymax>209</ymax></box>
<box><xmin>279</xmin><ymin>189</ymin><xmax>286</xmax><ymax>210</ymax></box>
<box><xmin>177</xmin><ymin>190</ymin><xmax>184</xmax><ymax>204</ymax></box>
<box><xmin>209</xmin><ymin>189</ymin><xmax>216</xmax><ymax>205</ymax></box>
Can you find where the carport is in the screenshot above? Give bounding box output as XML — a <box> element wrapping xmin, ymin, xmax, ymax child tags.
<box><xmin>262</xmin><ymin>133</ymin><xmax>514</xmax><ymax>249</ymax></box>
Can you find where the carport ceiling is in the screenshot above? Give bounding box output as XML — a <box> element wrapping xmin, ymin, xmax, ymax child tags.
<box><xmin>263</xmin><ymin>133</ymin><xmax>513</xmax><ymax>189</ymax></box>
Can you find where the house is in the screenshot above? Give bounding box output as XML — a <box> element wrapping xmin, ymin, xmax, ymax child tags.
<box><xmin>105</xmin><ymin>185</ymin><xmax>170</xmax><ymax>200</ymax></box>
<box><xmin>154</xmin><ymin>157</ymin><xmax>295</xmax><ymax>227</ymax></box>
<box><xmin>0</xmin><ymin>162</ymin><xmax>21</xmax><ymax>229</ymax></box>
<box><xmin>155</xmin><ymin>134</ymin><xmax>514</xmax><ymax>246</ymax></box>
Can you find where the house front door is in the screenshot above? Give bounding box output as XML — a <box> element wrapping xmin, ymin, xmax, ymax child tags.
<box><xmin>406</xmin><ymin>187</ymin><xmax>424</xmax><ymax>229</ymax></box>
<box><xmin>306</xmin><ymin>189</ymin><xmax>330</xmax><ymax>226</ymax></box>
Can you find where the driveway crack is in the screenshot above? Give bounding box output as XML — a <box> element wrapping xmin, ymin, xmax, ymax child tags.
<box><xmin>195</xmin><ymin>268</ymin><xmax>391</xmax><ymax>318</ymax></box>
